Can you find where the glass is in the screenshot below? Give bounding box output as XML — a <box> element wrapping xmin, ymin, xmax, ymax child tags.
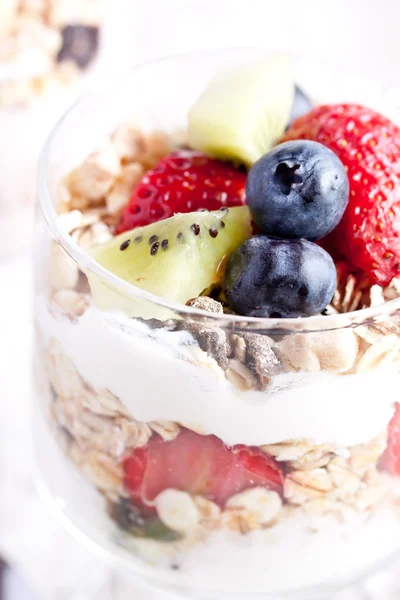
<box><xmin>33</xmin><ymin>49</ymin><xmax>400</xmax><ymax>599</ymax></box>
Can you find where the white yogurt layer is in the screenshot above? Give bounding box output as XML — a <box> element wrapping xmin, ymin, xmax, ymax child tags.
<box><xmin>166</xmin><ymin>510</ymin><xmax>400</xmax><ymax>595</ymax></box>
<box><xmin>37</xmin><ymin>300</ymin><xmax>396</xmax><ymax>447</ymax></box>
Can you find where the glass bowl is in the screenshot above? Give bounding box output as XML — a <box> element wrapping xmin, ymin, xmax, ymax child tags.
<box><xmin>33</xmin><ymin>48</ymin><xmax>400</xmax><ymax>600</ymax></box>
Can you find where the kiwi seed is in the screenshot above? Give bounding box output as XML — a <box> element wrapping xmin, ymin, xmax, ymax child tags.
<box><xmin>209</xmin><ymin>228</ymin><xmax>218</xmax><ymax>238</ymax></box>
<box><xmin>149</xmin><ymin>235</ymin><xmax>159</xmax><ymax>245</ymax></box>
<box><xmin>191</xmin><ymin>223</ymin><xmax>200</xmax><ymax>235</ymax></box>
<box><xmin>150</xmin><ymin>242</ymin><xmax>160</xmax><ymax>256</ymax></box>
<box><xmin>119</xmin><ymin>239</ymin><xmax>130</xmax><ymax>251</ymax></box>
<box><xmin>134</xmin><ymin>236</ymin><xmax>143</xmax><ymax>244</ymax></box>
<box><xmin>161</xmin><ymin>239</ymin><xmax>169</xmax><ymax>250</ymax></box>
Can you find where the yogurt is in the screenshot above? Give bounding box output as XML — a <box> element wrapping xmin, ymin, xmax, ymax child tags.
<box><xmin>36</xmin><ymin>299</ymin><xmax>396</xmax><ymax>447</ymax></box>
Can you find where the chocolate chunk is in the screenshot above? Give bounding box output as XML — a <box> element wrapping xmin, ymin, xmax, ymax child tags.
<box><xmin>186</xmin><ymin>296</ymin><xmax>223</xmax><ymax>314</ymax></box>
<box><xmin>191</xmin><ymin>326</ymin><xmax>230</xmax><ymax>370</ymax></box>
<box><xmin>139</xmin><ymin>318</ymin><xmax>179</xmax><ymax>331</ymax></box>
<box><xmin>230</xmin><ymin>333</ymin><xmax>281</xmax><ymax>390</ymax></box>
<box><xmin>185</xmin><ymin>297</ymin><xmax>229</xmax><ymax>369</ymax></box>
<box><xmin>57</xmin><ymin>25</ymin><xmax>99</xmax><ymax>69</ymax></box>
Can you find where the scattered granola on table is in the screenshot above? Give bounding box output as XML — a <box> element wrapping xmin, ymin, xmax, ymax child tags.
<box><xmin>0</xmin><ymin>0</ymin><xmax>101</xmax><ymax>106</ymax></box>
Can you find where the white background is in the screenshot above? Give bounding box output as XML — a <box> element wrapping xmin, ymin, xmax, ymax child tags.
<box><xmin>3</xmin><ymin>0</ymin><xmax>400</xmax><ymax>598</ymax></box>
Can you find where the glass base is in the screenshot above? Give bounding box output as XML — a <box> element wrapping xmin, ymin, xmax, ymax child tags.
<box><xmin>32</xmin><ymin>375</ymin><xmax>400</xmax><ymax>600</ymax></box>
<box><xmin>64</xmin><ymin>568</ymin><xmax>400</xmax><ymax>600</ymax></box>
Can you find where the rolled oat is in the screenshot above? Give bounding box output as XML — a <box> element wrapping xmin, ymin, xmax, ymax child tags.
<box><xmin>66</xmin><ymin>144</ymin><xmax>121</xmax><ymax>202</ymax></box>
<box><xmin>225</xmin><ymin>488</ymin><xmax>282</xmax><ymax>529</ymax></box>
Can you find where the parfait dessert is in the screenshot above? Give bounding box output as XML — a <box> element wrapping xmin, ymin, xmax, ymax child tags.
<box><xmin>34</xmin><ymin>53</ymin><xmax>400</xmax><ymax>598</ymax></box>
<box><xmin>0</xmin><ymin>0</ymin><xmax>101</xmax><ymax>255</ymax></box>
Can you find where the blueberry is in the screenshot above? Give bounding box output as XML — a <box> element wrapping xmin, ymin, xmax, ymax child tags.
<box><xmin>57</xmin><ymin>25</ymin><xmax>99</xmax><ymax>69</ymax></box>
<box><xmin>223</xmin><ymin>236</ymin><xmax>336</xmax><ymax>318</ymax></box>
<box><xmin>246</xmin><ymin>140</ymin><xmax>349</xmax><ymax>241</ymax></box>
<box><xmin>287</xmin><ymin>85</ymin><xmax>313</xmax><ymax>127</ymax></box>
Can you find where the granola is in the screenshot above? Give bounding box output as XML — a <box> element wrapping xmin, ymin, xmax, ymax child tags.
<box><xmin>0</xmin><ymin>0</ymin><xmax>101</xmax><ymax>106</ymax></box>
<box><xmin>38</xmin><ymin>121</ymin><xmax>400</xmax><ymax>553</ymax></box>
<box><xmin>44</xmin><ymin>334</ymin><xmax>396</xmax><ymax>542</ymax></box>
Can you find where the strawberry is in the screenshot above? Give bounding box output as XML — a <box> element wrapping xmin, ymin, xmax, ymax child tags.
<box><xmin>283</xmin><ymin>104</ymin><xmax>400</xmax><ymax>286</ymax></box>
<box><xmin>123</xmin><ymin>427</ymin><xmax>283</xmax><ymax>510</ymax></box>
<box><xmin>116</xmin><ymin>151</ymin><xmax>247</xmax><ymax>234</ymax></box>
<box><xmin>379</xmin><ymin>403</ymin><xmax>400</xmax><ymax>474</ymax></box>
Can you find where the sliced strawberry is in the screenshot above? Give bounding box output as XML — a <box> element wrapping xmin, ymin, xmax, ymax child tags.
<box><xmin>283</xmin><ymin>104</ymin><xmax>400</xmax><ymax>286</ymax></box>
<box><xmin>379</xmin><ymin>403</ymin><xmax>400</xmax><ymax>474</ymax></box>
<box><xmin>123</xmin><ymin>427</ymin><xmax>283</xmax><ymax>510</ymax></box>
<box><xmin>116</xmin><ymin>151</ymin><xmax>247</xmax><ymax>234</ymax></box>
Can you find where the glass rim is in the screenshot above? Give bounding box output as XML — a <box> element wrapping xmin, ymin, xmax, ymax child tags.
<box><xmin>37</xmin><ymin>47</ymin><xmax>400</xmax><ymax>332</ymax></box>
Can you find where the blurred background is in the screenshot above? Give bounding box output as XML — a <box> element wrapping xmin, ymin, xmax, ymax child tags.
<box><xmin>2</xmin><ymin>0</ymin><xmax>400</xmax><ymax>597</ymax></box>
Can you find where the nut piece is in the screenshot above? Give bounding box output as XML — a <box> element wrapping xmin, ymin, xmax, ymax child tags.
<box><xmin>67</xmin><ymin>144</ymin><xmax>121</xmax><ymax>201</ymax></box>
<box><xmin>225</xmin><ymin>488</ymin><xmax>282</xmax><ymax>529</ymax></box>
<box><xmin>155</xmin><ymin>489</ymin><xmax>200</xmax><ymax>532</ymax></box>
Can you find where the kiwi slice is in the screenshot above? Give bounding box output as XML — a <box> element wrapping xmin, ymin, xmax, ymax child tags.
<box><xmin>109</xmin><ymin>498</ymin><xmax>181</xmax><ymax>542</ymax></box>
<box><xmin>188</xmin><ymin>55</ymin><xmax>294</xmax><ymax>167</ymax></box>
<box><xmin>88</xmin><ymin>207</ymin><xmax>251</xmax><ymax>318</ymax></box>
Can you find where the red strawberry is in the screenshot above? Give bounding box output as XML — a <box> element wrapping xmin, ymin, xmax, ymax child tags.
<box><xmin>116</xmin><ymin>151</ymin><xmax>247</xmax><ymax>234</ymax></box>
<box><xmin>283</xmin><ymin>104</ymin><xmax>400</xmax><ymax>286</ymax></box>
<box><xmin>123</xmin><ymin>427</ymin><xmax>283</xmax><ymax>511</ymax></box>
<box><xmin>379</xmin><ymin>403</ymin><xmax>400</xmax><ymax>474</ymax></box>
